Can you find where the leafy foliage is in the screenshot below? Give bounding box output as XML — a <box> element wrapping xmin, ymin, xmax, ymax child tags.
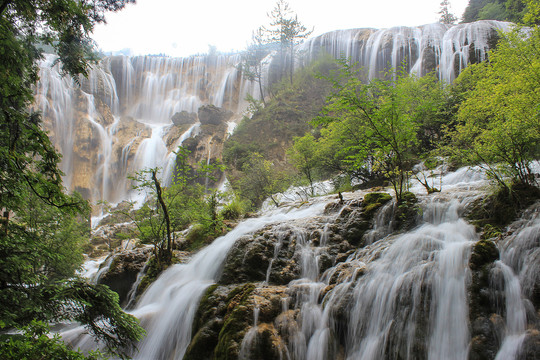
<box><xmin>0</xmin><ymin>1</ymin><xmax>144</xmax><ymax>357</ymax></box>
<box><xmin>122</xmin><ymin>147</ymin><xmax>226</xmax><ymax>264</ymax></box>
<box><xmin>0</xmin><ymin>321</ymin><xmax>104</xmax><ymax>360</ymax></box>
<box><xmin>298</xmin><ymin>60</ymin><xmax>447</xmax><ymax>201</ymax></box>
<box><xmin>236</xmin><ymin>153</ymin><xmax>290</xmax><ymax>208</ymax></box>
<box><xmin>448</xmin><ymin>26</ymin><xmax>540</xmax><ymax>188</ymax></box>
<box><xmin>462</xmin><ymin>0</ymin><xmax>527</xmax><ymax>23</ymax></box>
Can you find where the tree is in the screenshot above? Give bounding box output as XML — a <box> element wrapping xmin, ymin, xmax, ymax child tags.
<box><xmin>239</xmin><ymin>28</ymin><xmax>271</xmax><ymax>105</ymax></box>
<box><xmin>262</xmin><ymin>0</ymin><xmax>312</xmax><ymax>83</ymax></box>
<box><xmin>439</xmin><ymin>0</ymin><xmax>458</xmax><ymax>24</ymax></box>
<box><xmin>0</xmin><ymin>1</ymin><xmax>144</xmax><ymax>357</ymax></box>
<box><xmin>124</xmin><ymin>147</ymin><xmax>224</xmax><ymax>266</ymax></box>
<box><xmin>523</xmin><ymin>0</ymin><xmax>540</xmax><ymax>24</ymax></box>
<box><xmin>310</xmin><ymin>60</ymin><xmax>445</xmax><ymax>201</ymax></box>
<box><xmin>237</xmin><ymin>153</ymin><xmax>290</xmax><ymax>208</ymax></box>
<box><xmin>287</xmin><ymin>133</ymin><xmax>320</xmax><ymax>195</ymax></box>
<box><xmin>449</xmin><ymin>26</ymin><xmax>540</xmax><ymax>189</ymax></box>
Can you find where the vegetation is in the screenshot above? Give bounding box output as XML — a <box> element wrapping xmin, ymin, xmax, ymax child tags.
<box><xmin>0</xmin><ymin>0</ymin><xmax>145</xmax><ymax>358</ymax></box>
<box><xmin>224</xmin><ymin>55</ymin><xmax>337</xmax><ymax>209</ymax></box>
<box><xmin>239</xmin><ymin>0</ymin><xmax>312</xmax><ymax>92</ymax></box>
<box><xmin>120</xmin><ymin>147</ymin><xmax>226</xmax><ymax>266</ymax></box>
<box><xmin>462</xmin><ymin>0</ymin><xmax>530</xmax><ymax>23</ymax></box>
<box><xmin>447</xmin><ymin>25</ymin><xmax>540</xmax><ymax>189</ymax></box>
<box><xmin>289</xmin><ymin>60</ymin><xmax>448</xmax><ymax>202</ymax></box>
<box><xmin>439</xmin><ymin>0</ymin><xmax>458</xmax><ymax>24</ymax></box>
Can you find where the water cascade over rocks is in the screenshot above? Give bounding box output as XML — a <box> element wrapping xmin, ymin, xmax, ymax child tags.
<box><xmin>65</xmin><ymin>166</ymin><xmax>539</xmax><ymax>359</ymax></box>
<box><xmin>35</xmin><ymin>21</ymin><xmax>510</xmax><ymax>207</ymax></box>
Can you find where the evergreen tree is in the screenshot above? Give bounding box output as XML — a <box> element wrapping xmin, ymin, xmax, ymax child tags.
<box><xmin>262</xmin><ymin>0</ymin><xmax>312</xmax><ymax>83</ymax></box>
<box><xmin>439</xmin><ymin>0</ymin><xmax>458</xmax><ymax>24</ymax></box>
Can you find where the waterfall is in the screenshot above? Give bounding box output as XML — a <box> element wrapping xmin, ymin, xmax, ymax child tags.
<box><xmin>62</xmin><ymin>166</ymin><xmax>540</xmax><ymax>359</ymax></box>
<box><xmin>298</xmin><ymin>20</ymin><xmax>511</xmax><ymax>82</ymax></box>
<box><xmin>35</xmin><ymin>21</ymin><xmax>510</xmax><ymax>207</ymax></box>
<box><xmin>493</xmin><ymin>206</ymin><xmax>540</xmax><ymax>359</ymax></box>
<box><xmin>129</xmin><ymin>200</ymin><xmax>327</xmax><ymax>360</ymax></box>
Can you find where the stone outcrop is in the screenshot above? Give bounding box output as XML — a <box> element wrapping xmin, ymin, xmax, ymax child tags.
<box><xmin>171</xmin><ymin>111</ymin><xmax>198</xmax><ymax>126</ymax></box>
<box><xmin>198</xmin><ymin>105</ymin><xmax>233</xmax><ymax>125</ymax></box>
<box><xmin>97</xmin><ymin>247</ymin><xmax>152</xmax><ymax>306</ymax></box>
<box><xmin>183</xmin><ymin>194</ymin><xmax>540</xmax><ymax>360</ymax></box>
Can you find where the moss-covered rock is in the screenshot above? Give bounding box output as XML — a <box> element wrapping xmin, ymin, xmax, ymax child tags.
<box><xmin>337</xmin><ymin>192</ymin><xmax>393</xmax><ymax>247</ymax></box>
<box><xmin>186</xmin><ymin>283</ymin><xmax>292</xmax><ymax>360</ymax></box>
<box><xmin>394</xmin><ymin>191</ymin><xmax>420</xmax><ymax>231</ymax></box>
<box><xmin>97</xmin><ymin>248</ymin><xmax>151</xmax><ymax>305</ymax></box>
<box><xmin>470</xmin><ymin>239</ymin><xmax>499</xmax><ymax>271</ymax></box>
<box><xmin>363</xmin><ymin>192</ymin><xmax>392</xmax><ymax>218</ymax></box>
<box><xmin>467</xmin><ymin>183</ymin><xmax>540</xmax><ymax>228</ymax></box>
<box><xmin>214</xmin><ymin>284</ymin><xmax>255</xmax><ymax>360</ymax></box>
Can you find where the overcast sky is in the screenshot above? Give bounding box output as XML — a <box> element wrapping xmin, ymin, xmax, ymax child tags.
<box><xmin>92</xmin><ymin>0</ymin><xmax>470</xmax><ymax>57</ymax></box>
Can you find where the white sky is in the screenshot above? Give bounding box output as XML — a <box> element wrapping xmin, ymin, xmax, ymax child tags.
<box><xmin>92</xmin><ymin>0</ymin><xmax>470</xmax><ymax>57</ymax></box>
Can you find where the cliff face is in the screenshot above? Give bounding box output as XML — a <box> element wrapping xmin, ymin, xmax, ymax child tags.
<box><xmin>34</xmin><ymin>21</ymin><xmax>510</xmax><ymax>206</ymax></box>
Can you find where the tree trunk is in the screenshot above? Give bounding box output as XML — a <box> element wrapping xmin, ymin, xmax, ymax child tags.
<box><xmin>151</xmin><ymin>170</ymin><xmax>172</xmax><ymax>264</ymax></box>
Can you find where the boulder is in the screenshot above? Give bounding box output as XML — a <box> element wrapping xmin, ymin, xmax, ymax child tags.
<box><xmin>97</xmin><ymin>247</ymin><xmax>152</xmax><ymax>305</ymax></box>
<box><xmin>171</xmin><ymin>111</ymin><xmax>197</xmax><ymax>126</ymax></box>
<box><xmin>198</xmin><ymin>104</ymin><xmax>233</xmax><ymax>125</ymax></box>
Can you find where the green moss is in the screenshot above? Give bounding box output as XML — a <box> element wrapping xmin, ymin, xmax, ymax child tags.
<box><xmin>214</xmin><ymin>284</ymin><xmax>256</xmax><ymax>360</ymax></box>
<box><xmin>469</xmin><ymin>239</ymin><xmax>499</xmax><ymax>271</ymax></box>
<box><xmin>184</xmin><ymin>284</ymin><xmax>221</xmax><ymax>360</ymax></box>
<box><xmin>192</xmin><ymin>284</ymin><xmax>219</xmax><ymax>333</ymax></box>
<box><xmin>467</xmin><ymin>182</ymin><xmax>540</xmax><ymax>228</ymax></box>
<box><xmin>394</xmin><ymin>191</ymin><xmax>420</xmax><ymax>231</ymax></box>
<box><xmin>183</xmin><ymin>224</ymin><xmax>212</xmax><ymax>251</ymax></box>
<box><xmin>363</xmin><ymin>192</ymin><xmax>392</xmax><ymax>217</ymax></box>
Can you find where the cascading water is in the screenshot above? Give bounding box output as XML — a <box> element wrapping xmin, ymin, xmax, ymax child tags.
<box><xmin>298</xmin><ymin>20</ymin><xmax>511</xmax><ymax>82</ymax></box>
<box><xmin>129</xmin><ymin>201</ymin><xmax>328</xmax><ymax>360</ymax></box>
<box><xmin>63</xmin><ymin>166</ymin><xmax>540</xmax><ymax>359</ymax></box>
<box><xmin>35</xmin><ymin>21</ymin><xmax>510</xmax><ymax>207</ymax></box>
<box><xmin>492</xmin><ymin>206</ymin><xmax>540</xmax><ymax>359</ymax></box>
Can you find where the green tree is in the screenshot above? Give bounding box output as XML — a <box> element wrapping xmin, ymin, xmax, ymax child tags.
<box><xmin>237</xmin><ymin>153</ymin><xmax>290</xmax><ymax>208</ymax></box>
<box><xmin>0</xmin><ymin>1</ymin><xmax>144</xmax><ymax>357</ymax></box>
<box><xmin>523</xmin><ymin>0</ymin><xmax>540</xmax><ymax>24</ymax></box>
<box><xmin>439</xmin><ymin>0</ymin><xmax>458</xmax><ymax>24</ymax></box>
<box><xmin>311</xmin><ymin>60</ymin><xmax>446</xmax><ymax>201</ymax></box>
<box><xmin>125</xmin><ymin>147</ymin><xmax>224</xmax><ymax>265</ymax></box>
<box><xmin>478</xmin><ymin>2</ymin><xmax>508</xmax><ymax>20</ymax></box>
<box><xmin>287</xmin><ymin>133</ymin><xmax>321</xmax><ymax>195</ymax></box>
<box><xmin>262</xmin><ymin>0</ymin><xmax>312</xmax><ymax>83</ymax></box>
<box><xmin>449</xmin><ymin>26</ymin><xmax>540</xmax><ymax>189</ymax></box>
<box><xmin>239</xmin><ymin>28</ymin><xmax>271</xmax><ymax>105</ymax></box>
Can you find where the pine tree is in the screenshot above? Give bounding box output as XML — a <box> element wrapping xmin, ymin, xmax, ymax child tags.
<box><xmin>263</xmin><ymin>0</ymin><xmax>312</xmax><ymax>83</ymax></box>
<box><xmin>439</xmin><ymin>0</ymin><xmax>459</xmax><ymax>24</ymax></box>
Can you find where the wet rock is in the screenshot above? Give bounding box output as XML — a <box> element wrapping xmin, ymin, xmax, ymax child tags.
<box><xmin>518</xmin><ymin>329</ymin><xmax>540</xmax><ymax>360</ymax></box>
<box><xmin>187</xmin><ymin>283</ymin><xmax>291</xmax><ymax>360</ymax></box>
<box><xmin>337</xmin><ymin>192</ymin><xmax>392</xmax><ymax>247</ymax></box>
<box><xmin>97</xmin><ymin>248</ymin><xmax>151</xmax><ymax>305</ymax></box>
<box><xmin>469</xmin><ymin>316</ymin><xmax>500</xmax><ymax>360</ymax></box>
<box><xmin>219</xmin><ymin>234</ymin><xmax>274</xmax><ymax>285</ymax></box>
<box><xmin>394</xmin><ymin>191</ymin><xmax>420</xmax><ymax>231</ymax></box>
<box><xmin>241</xmin><ymin>323</ymin><xmax>287</xmax><ymax>360</ymax></box>
<box><xmin>198</xmin><ymin>104</ymin><xmax>233</xmax><ymax>125</ymax></box>
<box><xmin>469</xmin><ymin>239</ymin><xmax>499</xmax><ymax>271</ymax></box>
<box><xmin>171</xmin><ymin>110</ymin><xmax>197</xmax><ymax>126</ymax></box>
